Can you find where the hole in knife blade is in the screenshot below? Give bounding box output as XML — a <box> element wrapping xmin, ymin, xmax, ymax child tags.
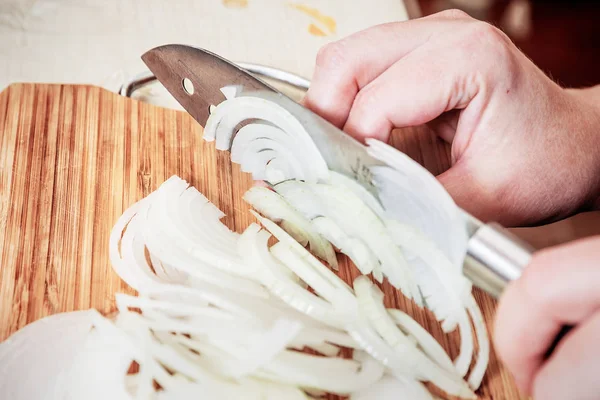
<box><xmin>182</xmin><ymin>78</ymin><xmax>195</xmax><ymax>95</ymax></box>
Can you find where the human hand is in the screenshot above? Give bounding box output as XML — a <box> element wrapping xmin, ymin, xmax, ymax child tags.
<box><xmin>494</xmin><ymin>236</ymin><xmax>600</xmax><ymax>399</ymax></box>
<box><xmin>304</xmin><ymin>10</ymin><xmax>600</xmax><ymax>226</ymax></box>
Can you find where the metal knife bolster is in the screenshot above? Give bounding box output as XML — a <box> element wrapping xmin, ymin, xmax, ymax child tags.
<box><xmin>464</xmin><ymin>220</ymin><xmax>534</xmax><ymax>298</ymax></box>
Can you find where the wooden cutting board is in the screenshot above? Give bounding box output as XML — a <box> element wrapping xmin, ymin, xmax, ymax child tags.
<box><xmin>0</xmin><ymin>83</ymin><xmax>523</xmax><ymax>399</ymax></box>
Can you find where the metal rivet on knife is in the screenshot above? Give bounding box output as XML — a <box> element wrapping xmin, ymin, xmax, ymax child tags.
<box><xmin>182</xmin><ymin>78</ymin><xmax>195</xmax><ymax>95</ymax></box>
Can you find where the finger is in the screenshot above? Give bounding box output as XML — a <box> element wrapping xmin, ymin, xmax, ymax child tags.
<box><xmin>342</xmin><ymin>46</ymin><xmax>482</xmax><ymax>142</ymax></box>
<box><xmin>494</xmin><ymin>236</ymin><xmax>600</xmax><ymax>394</ymax></box>
<box><xmin>304</xmin><ymin>11</ymin><xmax>472</xmax><ymax>128</ymax></box>
<box><xmin>532</xmin><ymin>310</ymin><xmax>600</xmax><ymax>400</ymax></box>
<box><xmin>426</xmin><ymin>110</ymin><xmax>461</xmax><ymax>144</ymax></box>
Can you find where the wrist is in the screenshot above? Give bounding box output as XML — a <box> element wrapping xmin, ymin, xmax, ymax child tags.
<box><xmin>566</xmin><ymin>85</ymin><xmax>600</xmax><ymax>108</ymax></box>
<box><xmin>565</xmin><ymin>86</ymin><xmax>600</xmax><ymax>210</ymax></box>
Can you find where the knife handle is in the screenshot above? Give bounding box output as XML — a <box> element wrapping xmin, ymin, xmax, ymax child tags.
<box><xmin>463</xmin><ymin>222</ymin><xmax>535</xmax><ymax>299</ymax></box>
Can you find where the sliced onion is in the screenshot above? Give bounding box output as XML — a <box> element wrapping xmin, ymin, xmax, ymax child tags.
<box><xmin>231</xmin><ymin>124</ymin><xmax>307</xmax><ymax>180</ymax></box>
<box><xmin>227</xmin><ymin>318</ymin><xmax>303</xmax><ymax>378</ymax></box>
<box><xmin>366</xmin><ymin>139</ymin><xmax>468</xmax><ymax>270</ymax></box>
<box><xmin>142</xmin><ymin>176</ymin><xmax>246</xmax><ymax>275</ymax></box>
<box><xmin>465</xmin><ymin>294</ymin><xmax>490</xmax><ymax>390</ymax></box>
<box><xmin>142</xmin><ymin>282</ymin><xmax>257</xmax><ymax>319</ymax></box>
<box><xmin>238</xmin><ymin>223</ymin><xmax>300</xmax><ymax>285</ymax></box>
<box><xmin>350</xmin><ymin>375</ymin><xmax>434</xmax><ymax>400</ymax></box>
<box><xmin>251</xmin><ymin>211</ymin><xmax>352</xmax><ymax>294</ymax></box>
<box><xmin>108</xmin><ymin>197</ymin><xmax>161</xmax><ymax>292</ymax></box>
<box><xmin>270</xmin><ymin>242</ymin><xmax>349</xmax><ymax>306</ymax></box>
<box><xmin>121</xmin><ymin>176</ymin><xmax>269</xmax><ymax>298</ymax></box>
<box><xmin>244</xmin><ymin>186</ymin><xmax>338</xmax><ymax>269</ymax></box>
<box><xmin>311</xmin><ymin>216</ymin><xmax>379</xmax><ymax>275</ymax></box>
<box><xmin>203</xmin><ymin>96</ymin><xmax>329</xmax><ymax>183</ymax></box>
<box><xmin>238</xmin><ymin>222</ymin><xmax>349</xmax><ymax>329</ymax></box>
<box><xmin>386</xmin><ymin>219</ymin><xmax>474</xmax><ymax>376</ymax></box>
<box><xmin>263</xmin><ymin>350</ymin><xmax>384</xmax><ymax>395</ymax></box>
<box><xmin>274</xmin><ymin>180</ymin><xmax>422</xmax><ymax>305</ymax></box>
<box><xmin>387</xmin><ymin>309</ymin><xmax>455</xmax><ymax>373</ymax></box>
<box><xmin>66</xmin><ymin>320</ymin><xmax>135</xmax><ymax>400</ymax></box>
<box><xmin>220</xmin><ymin>85</ymin><xmax>243</xmax><ymax>100</ymax></box>
<box><xmin>353</xmin><ymin>277</ymin><xmax>474</xmax><ymax>399</ymax></box>
<box><xmin>328</xmin><ymin>171</ymin><xmax>386</xmax><ymax>220</ymax></box>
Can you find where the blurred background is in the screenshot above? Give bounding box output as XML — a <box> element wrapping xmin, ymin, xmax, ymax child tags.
<box><xmin>414</xmin><ymin>0</ymin><xmax>600</xmax><ymax>88</ymax></box>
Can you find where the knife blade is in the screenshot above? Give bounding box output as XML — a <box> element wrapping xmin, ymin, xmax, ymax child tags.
<box><xmin>141</xmin><ymin>44</ymin><xmax>534</xmax><ymax>298</ymax></box>
<box><xmin>142</xmin><ymin>44</ymin><xmax>384</xmax><ymax>191</ymax></box>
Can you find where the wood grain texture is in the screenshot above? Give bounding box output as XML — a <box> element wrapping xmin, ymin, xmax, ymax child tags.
<box><xmin>0</xmin><ymin>83</ymin><xmax>523</xmax><ymax>399</ymax></box>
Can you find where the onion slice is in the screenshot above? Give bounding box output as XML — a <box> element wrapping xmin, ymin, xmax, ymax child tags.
<box><xmin>273</xmin><ymin>180</ymin><xmax>422</xmax><ymax>305</ymax></box>
<box><xmin>353</xmin><ymin>277</ymin><xmax>475</xmax><ymax>399</ymax></box>
<box><xmin>366</xmin><ymin>139</ymin><xmax>468</xmax><ymax>269</ymax></box>
<box><xmin>350</xmin><ymin>375</ymin><xmax>434</xmax><ymax>400</ymax></box>
<box><xmin>203</xmin><ymin>96</ymin><xmax>329</xmax><ymax>183</ymax></box>
<box><xmin>244</xmin><ymin>186</ymin><xmax>338</xmax><ymax>269</ymax></box>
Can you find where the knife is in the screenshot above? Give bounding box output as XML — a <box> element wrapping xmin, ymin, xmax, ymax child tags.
<box><xmin>141</xmin><ymin>44</ymin><xmax>534</xmax><ymax>299</ymax></box>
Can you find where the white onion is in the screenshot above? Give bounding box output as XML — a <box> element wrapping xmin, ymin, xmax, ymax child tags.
<box><xmin>203</xmin><ymin>95</ymin><xmax>329</xmax><ymax>183</ymax></box>
<box><xmin>353</xmin><ymin>277</ymin><xmax>475</xmax><ymax>399</ymax></box>
<box><xmin>387</xmin><ymin>309</ymin><xmax>455</xmax><ymax>373</ymax></box>
<box><xmin>237</xmin><ymin>222</ymin><xmax>348</xmax><ymax>328</ymax></box>
<box><xmin>466</xmin><ymin>294</ymin><xmax>490</xmax><ymax>390</ymax></box>
<box><xmin>328</xmin><ymin>170</ymin><xmax>386</xmax><ymax>220</ymax></box>
<box><xmin>244</xmin><ymin>186</ymin><xmax>338</xmax><ymax>269</ymax></box>
<box><xmin>350</xmin><ymin>375</ymin><xmax>434</xmax><ymax>400</ymax></box>
<box><xmin>366</xmin><ymin>139</ymin><xmax>468</xmax><ymax>269</ymax></box>
<box><xmin>231</xmin><ymin>124</ymin><xmax>306</xmax><ymax>180</ymax></box>
<box><xmin>386</xmin><ymin>219</ymin><xmax>474</xmax><ymax>376</ymax></box>
<box><xmin>250</xmin><ymin>211</ymin><xmax>352</xmax><ymax>294</ymax></box>
<box><xmin>0</xmin><ymin>311</ymin><xmax>98</xmax><ymax>400</ymax></box>
<box><xmin>311</xmin><ymin>216</ymin><xmax>379</xmax><ymax>275</ymax></box>
<box><xmin>66</xmin><ymin>320</ymin><xmax>135</xmax><ymax>400</ymax></box>
<box><xmin>221</xmin><ymin>318</ymin><xmax>304</xmax><ymax>379</ymax></box>
<box><xmin>220</xmin><ymin>85</ymin><xmax>242</xmax><ymax>100</ymax></box>
<box><xmin>110</xmin><ymin>176</ymin><xmax>269</xmax><ymax>298</ymax></box>
<box><xmin>262</xmin><ymin>350</ymin><xmax>384</xmax><ymax>395</ymax></box>
<box><xmin>273</xmin><ymin>180</ymin><xmax>422</xmax><ymax>305</ymax></box>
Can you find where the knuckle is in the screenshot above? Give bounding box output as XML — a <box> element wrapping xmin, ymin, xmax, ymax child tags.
<box><xmin>462</xmin><ymin>22</ymin><xmax>517</xmax><ymax>76</ymax></box>
<box><xmin>469</xmin><ymin>22</ymin><xmax>512</xmax><ymax>55</ymax></box>
<box><xmin>353</xmin><ymin>86</ymin><xmax>381</xmax><ymax>125</ymax></box>
<box><xmin>348</xmin><ymin>85</ymin><xmax>386</xmax><ymax>138</ymax></box>
<box><xmin>438</xmin><ymin>8</ymin><xmax>471</xmax><ymax>20</ymax></box>
<box><xmin>470</xmin><ymin>20</ymin><xmax>502</xmax><ymax>38</ymax></box>
<box><xmin>315</xmin><ymin>41</ymin><xmax>348</xmax><ymax>71</ymax></box>
<box><xmin>354</xmin><ymin>84</ymin><xmax>378</xmax><ymax>109</ymax></box>
<box><xmin>519</xmin><ymin>250</ymin><xmax>558</xmax><ymax>313</ymax></box>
